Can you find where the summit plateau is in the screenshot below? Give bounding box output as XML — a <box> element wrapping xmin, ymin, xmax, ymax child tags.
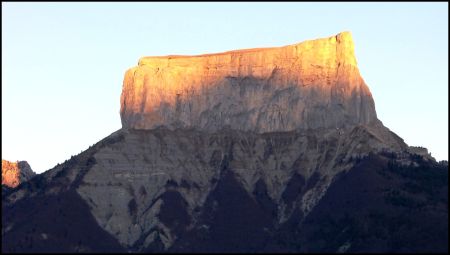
<box><xmin>120</xmin><ymin>31</ymin><xmax>376</xmax><ymax>132</ymax></box>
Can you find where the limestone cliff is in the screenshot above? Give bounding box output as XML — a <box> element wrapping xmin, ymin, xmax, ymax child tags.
<box><xmin>120</xmin><ymin>31</ymin><xmax>378</xmax><ymax>132</ymax></box>
<box><xmin>2</xmin><ymin>160</ymin><xmax>35</xmax><ymax>188</ymax></box>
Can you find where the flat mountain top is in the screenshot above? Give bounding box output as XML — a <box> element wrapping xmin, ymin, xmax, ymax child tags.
<box><xmin>120</xmin><ymin>31</ymin><xmax>376</xmax><ymax>131</ymax></box>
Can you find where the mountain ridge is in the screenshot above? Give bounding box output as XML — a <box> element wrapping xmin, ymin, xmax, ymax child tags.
<box><xmin>2</xmin><ymin>126</ymin><xmax>446</xmax><ymax>252</ymax></box>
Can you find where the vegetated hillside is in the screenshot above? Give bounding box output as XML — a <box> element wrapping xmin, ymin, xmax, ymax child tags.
<box><xmin>2</xmin><ymin>128</ymin><xmax>447</xmax><ymax>253</ymax></box>
<box><xmin>266</xmin><ymin>153</ymin><xmax>448</xmax><ymax>253</ymax></box>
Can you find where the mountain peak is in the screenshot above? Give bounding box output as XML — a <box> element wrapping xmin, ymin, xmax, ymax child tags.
<box><xmin>336</xmin><ymin>31</ymin><xmax>353</xmax><ymax>42</ymax></box>
<box><xmin>335</xmin><ymin>31</ymin><xmax>357</xmax><ymax>66</ymax></box>
<box><xmin>121</xmin><ymin>31</ymin><xmax>376</xmax><ymax>131</ymax></box>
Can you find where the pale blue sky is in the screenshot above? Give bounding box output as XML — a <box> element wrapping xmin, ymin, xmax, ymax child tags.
<box><xmin>2</xmin><ymin>2</ymin><xmax>448</xmax><ymax>173</ymax></box>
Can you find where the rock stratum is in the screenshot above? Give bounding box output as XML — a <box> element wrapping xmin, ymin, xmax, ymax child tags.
<box><xmin>2</xmin><ymin>160</ymin><xmax>35</xmax><ymax>188</ymax></box>
<box><xmin>121</xmin><ymin>31</ymin><xmax>377</xmax><ymax>131</ymax></box>
<box><xmin>2</xmin><ymin>32</ymin><xmax>447</xmax><ymax>253</ymax></box>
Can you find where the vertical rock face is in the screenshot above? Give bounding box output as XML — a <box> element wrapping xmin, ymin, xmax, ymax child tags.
<box><xmin>2</xmin><ymin>160</ymin><xmax>35</xmax><ymax>188</ymax></box>
<box><xmin>120</xmin><ymin>31</ymin><xmax>378</xmax><ymax>132</ymax></box>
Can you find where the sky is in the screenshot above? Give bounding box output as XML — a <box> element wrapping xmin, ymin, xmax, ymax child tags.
<box><xmin>2</xmin><ymin>2</ymin><xmax>448</xmax><ymax>174</ymax></box>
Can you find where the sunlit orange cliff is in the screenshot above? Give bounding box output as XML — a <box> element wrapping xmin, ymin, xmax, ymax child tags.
<box><xmin>2</xmin><ymin>160</ymin><xmax>35</xmax><ymax>188</ymax></box>
<box><xmin>120</xmin><ymin>31</ymin><xmax>378</xmax><ymax>132</ymax></box>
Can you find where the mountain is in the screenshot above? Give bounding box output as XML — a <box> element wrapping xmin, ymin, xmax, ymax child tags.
<box><xmin>2</xmin><ymin>32</ymin><xmax>448</xmax><ymax>253</ymax></box>
<box><xmin>2</xmin><ymin>160</ymin><xmax>36</xmax><ymax>189</ymax></box>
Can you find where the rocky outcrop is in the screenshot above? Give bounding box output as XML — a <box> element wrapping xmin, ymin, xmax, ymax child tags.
<box><xmin>120</xmin><ymin>31</ymin><xmax>377</xmax><ymax>132</ymax></box>
<box><xmin>2</xmin><ymin>160</ymin><xmax>35</xmax><ymax>188</ymax></box>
